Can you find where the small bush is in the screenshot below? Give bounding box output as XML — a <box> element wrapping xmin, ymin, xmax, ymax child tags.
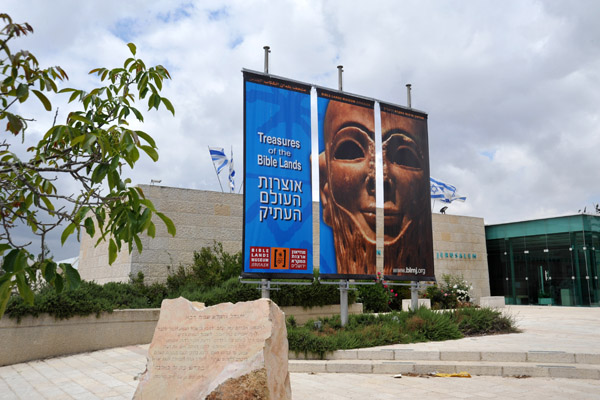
<box><xmin>356</xmin><ymin>274</ymin><xmax>410</xmax><ymax>312</ymax></box>
<box><xmin>451</xmin><ymin>307</ymin><xmax>519</xmax><ymax>336</ymax></box>
<box><xmin>5</xmin><ymin>273</ymin><xmax>167</xmax><ymax>321</ymax></box>
<box><xmin>357</xmin><ymin>283</ymin><xmax>391</xmax><ymax>312</ymax></box>
<box><xmin>6</xmin><ymin>281</ymin><xmax>114</xmax><ymax>321</ymax></box>
<box><xmin>178</xmin><ymin>277</ymin><xmax>260</xmax><ymax>306</ymax></box>
<box><xmin>425</xmin><ymin>285</ymin><xmax>458</xmax><ymax>309</ymax></box>
<box><xmin>425</xmin><ymin>274</ymin><xmax>473</xmax><ymax>309</ymax></box>
<box><xmin>166</xmin><ymin>242</ymin><xmax>242</xmax><ymax>293</ymax></box>
<box><xmin>410</xmin><ymin>307</ymin><xmax>463</xmax><ymax>341</ymax></box>
<box><xmin>271</xmin><ymin>275</ymin><xmax>355</xmax><ymax>308</ymax></box>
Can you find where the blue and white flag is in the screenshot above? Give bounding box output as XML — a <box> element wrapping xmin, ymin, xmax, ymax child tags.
<box><xmin>209</xmin><ymin>146</ymin><xmax>228</xmax><ymax>173</ymax></box>
<box><xmin>229</xmin><ymin>148</ymin><xmax>235</xmax><ymax>193</ymax></box>
<box><xmin>430</xmin><ymin>177</ymin><xmax>466</xmax><ymax>203</ymax></box>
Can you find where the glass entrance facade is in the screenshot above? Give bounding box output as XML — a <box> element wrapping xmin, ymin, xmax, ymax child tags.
<box><xmin>486</xmin><ymin>215</ymin><xmax>600</xmax><ymax>306</ymax></box>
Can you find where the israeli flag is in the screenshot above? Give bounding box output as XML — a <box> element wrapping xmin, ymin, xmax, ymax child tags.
<box><xmin>209</xmin><ymin>147</ymin><xmax>228</xmax><ymax>174</ymax></box>
<box><xmin>430</xmin><ymin>177</ymin><xmax>466</xmax><ymax>203</ymax></box>
<box><xmin>229</xmin><ymin>148</ymin><xmax>235</xmax><ymax>193</ymax></box>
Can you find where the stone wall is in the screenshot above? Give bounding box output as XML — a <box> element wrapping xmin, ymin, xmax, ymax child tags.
<box><xmin>79</xmin><ymin>185</ymin><xmax>244</xmax><ymax>284</ymax></box>
<box><xmin>0</xmin><ymin>309</ymin><xmax>159</xmax><ymax>367</ymax></box>
<box><xmin>431</xmin><ymin>213</ymin><xmax>490</xmax><ymax>300</ymax></box>
<box><xmin>78</xmin><ymin>186</ymin><xmax>490</xmax><ymax>299</ymax></box>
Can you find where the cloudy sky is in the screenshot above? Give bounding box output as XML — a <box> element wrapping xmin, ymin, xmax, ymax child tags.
<box><xmin>4</xmin><ymin>0</ymin><xmax>600</xmax><ymax>259</ymax></box>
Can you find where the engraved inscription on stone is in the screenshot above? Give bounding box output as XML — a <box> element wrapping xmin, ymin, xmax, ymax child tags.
<box><xmin>150</xmin><ymin>320</ymin><xmax>269</xmax><ymax>381</ymax></box>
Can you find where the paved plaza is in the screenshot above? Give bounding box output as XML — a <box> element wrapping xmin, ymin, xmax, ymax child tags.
<box><xmin>1</xmin><ymin>306</ymin><xmax>600</xmax><ymax>399</ymax></box>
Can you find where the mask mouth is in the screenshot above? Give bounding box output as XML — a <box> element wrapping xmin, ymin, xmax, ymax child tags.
<box><xmin>383</xmin><ymin>203</ymin><xmax>402</xmax><ymax>229</ymax></box>
<box><xmin>331</xmin><ymin>200</ymin><xmax>377</xmax><ymax>244</ymax></box>
<box><xmin>383</xmin><ymin>203</ymin><xmax>401</xmax><ymax>215</ymax></box>
<box><xmin>360</xmin><ymin>207</ymin><xmax>377</xmax><ymax>234</ymax></box>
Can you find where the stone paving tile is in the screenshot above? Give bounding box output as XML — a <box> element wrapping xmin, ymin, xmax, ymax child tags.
<box><xmin>91</xmin><ymin>390</ymin><xmax>124</xmax><ymax>399</ymax></box>
<box><xmin>3</xmin><ymin>382</ymin><xmax>44</xmax><ymax>400</ymax></box>
<box><xmin>59</xmin><ymin>383</ymin><xmax>93</xmax><ymax>397</ymax></box>
<box><xmin>0</xmin><ymin>377</ymin><xmax>19</xmax><ymax>400</ymax></box>
<box><xmin>28</xmin><ymin>362</ymin><xmax>63</xmax><ymax>382</ymax></box>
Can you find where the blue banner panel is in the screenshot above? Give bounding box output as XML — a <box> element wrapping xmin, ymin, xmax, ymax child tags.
<box><xmin>380</xmin><ymin>102</ymin><xmax>434</xmax><ymax>281</ymax></box>
<box><xmin>243</xmin><ymin>72</ymin><xmax>313</xmax><ymax>278</ymax></box>
<box><xmin>317</xmin><ymin>88</ymin><xmax>376</xmax><ymax>279</ymax></box>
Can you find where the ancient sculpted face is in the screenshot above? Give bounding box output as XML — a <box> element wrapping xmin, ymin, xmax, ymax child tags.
<box><xmin>320</xmin><ymin>101</ymin><xmax>376</xmax><ymax>275</ymax></box>
<box><xmin>320</xmin><ymin>100</ymin><xmax>431</xmax><ymax>276</ymax></box>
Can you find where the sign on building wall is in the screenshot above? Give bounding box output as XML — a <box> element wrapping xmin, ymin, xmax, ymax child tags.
<box><xmin>380</xmin><ymin>103</ymin><xmax>434</xmax><ymax>281</ymax></box>
<box><xmin>317</xmin><ymin>88</ymin><xmax>377</xmax><ymax>279</ymax></box>
<box><xmin>242</xmin><ymin>71</ymin><xmax>313</xmax><ymax>278</ymax></box>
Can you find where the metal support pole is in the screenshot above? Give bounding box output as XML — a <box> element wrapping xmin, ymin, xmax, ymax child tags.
<box><xmin>263</xmin><ymin>46</ymin><xmax>270</xmax><ymax>74</ymax></box>
<box><xmin>261</xmin><ymin>279</ymin><xmax>270</xmax><ymax>299</ymax></box>
<box><xmin>337</xmin><ymin>65</ymin><xmax>343</xmax><ymax>91</ymax></box>
<box><xmin>406</xmin><ymin>84</ymin><xmax>412</xmax><ymax>108</ymax></box>
<box><xmin>410</xmin><ymin>281</ymin><xmax>419</xmax><ymax>311</ymax></box>
<box><xmin>339</xmin><ymin>280</ymin><xmax>349</xmax><ymax>326</ymax></box>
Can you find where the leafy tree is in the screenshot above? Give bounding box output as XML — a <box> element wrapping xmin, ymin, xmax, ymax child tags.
<box><xmin>0</xmin><ymin>14</ymin><xmax>176</xmax><ymax>317</ymax></box>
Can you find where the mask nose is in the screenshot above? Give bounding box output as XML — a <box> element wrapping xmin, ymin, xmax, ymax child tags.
<box><xmin>383</xmin><ymin>173</ymin><xmax>395</xmax><ymax>203</ymax></box>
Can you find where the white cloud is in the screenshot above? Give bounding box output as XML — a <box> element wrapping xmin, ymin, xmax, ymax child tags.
<box><xmin>3</xmin><ymin>0</ymin><xmax>600</xmax><ymax>259</ymax></box>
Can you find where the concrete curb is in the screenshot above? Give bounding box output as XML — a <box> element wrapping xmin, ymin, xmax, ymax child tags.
<box><xmin>288</xmin><ymin>349</ymin><xmax>600</xmax><ymax>380</ymax></box>
<box><xmin>290</xmin><ymin>349</ymin><xmax>600</xmax><ymax>364</ymax></box>
<box><xmin>288</xmin><ymin>359</ymin><xmax>600</xmax><ymax>380</ymax></box>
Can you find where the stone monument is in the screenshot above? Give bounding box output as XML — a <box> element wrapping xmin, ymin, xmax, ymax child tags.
<box><xmin>134</xmin><ymin>297</ymin><xmax>291</xmax><ymax>399</ymax></box>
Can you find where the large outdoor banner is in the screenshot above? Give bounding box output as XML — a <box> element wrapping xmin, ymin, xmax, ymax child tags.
<box><xmin>242</xmin><ymin>71</ymin><xmax>313</xmax><ymax>278</ymax></box>
<box><xmin>380</xmin><ymin>102</ymin><xmax>434</xmax><ymax>281</ymax></box>
<box><xmin>317</xmin><ymin>88</ymin><xmax>377</xmax><ymax>279</ymax></box>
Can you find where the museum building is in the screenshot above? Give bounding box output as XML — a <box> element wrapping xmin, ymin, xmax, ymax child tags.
<box><xmin>486</xmin><ymin>214</ymin><xmax>600</xmax><ymax>307</ymax></box>
<box><xmin>78</xmin><ymin>186</ymin><xmax>491</xmax><ymax>302</ymax></box>
<box><xmin>77</xmin><ymin>185</ymin><xmax>600</xmax><ymax>307</ymax></box>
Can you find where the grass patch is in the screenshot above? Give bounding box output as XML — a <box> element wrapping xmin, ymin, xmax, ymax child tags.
<box><xmin>287</xmin><ymin>307</ymin><xmax>518</xmax><ymax>358</ymax></box>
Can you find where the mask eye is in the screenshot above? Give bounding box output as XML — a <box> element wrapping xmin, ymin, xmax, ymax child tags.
<box><xmin>334</xmin><ymin>139</ymin><xmax>365</xmax><ymax>160</ymax></box>
<box><xmin>388</xmin><ymin>146</ymin><xmax>421</xmax><ymax>169</ymax></box>
<box><xmin>384</xmin><ymin>134</ymin><xmax>422</xmax><ymax>170</ymax></box>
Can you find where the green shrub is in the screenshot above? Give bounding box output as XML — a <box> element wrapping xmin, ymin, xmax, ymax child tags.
<box><xmin>165</xmin><ymin>265</ymin><xmax>190</xmax><ymax>293</ymax></box>
<box><xmin>425</xmin><ymin>274</ymin><xmax>473</xmax><ymax>309</ymax></box>
<box><xmin>410</xmin><ymin>307</ymin><xmax>463</xmax><ymax>341</ymax></box>
<box><xmin>166</xmin><ymin>242</ymin><xmax>243</xmax><ymax>293</ymax></box>
<box><xmin>451</xmin><ymin>307</ymin><xmax>519</xmax><ymax>336</ymax></box>
<box><xmin>357</xmin><ymin>283</ymin><xmax>391</xmax><ymax>312</ymax></box>
<box><xmin>356</xmin><ymin>277</ymin><xmax>410</xmax><ymax>312</ymax></box>
<box><xmin>270</xmin><ymin>275</ymin><xmax>354</xmax><ymax>307</ymax></box>
<box><xmin>177</xmin><ymin>277</ymin><xmax>260</xmax><ymax>306</ymax></box>
<box><xmin>5</xmin><ymin>273</ymin><xmax>166</xmax><ymax>321</ymax></box>
<box><xmin>6</xmin><ymin>281</ymin><xmax>114</xmax><ymax>321</ymax></box>
<box><xmin>425</xmin><ymin>285</ymin><xmax>458</xmax><ymax>309</ymax></box>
